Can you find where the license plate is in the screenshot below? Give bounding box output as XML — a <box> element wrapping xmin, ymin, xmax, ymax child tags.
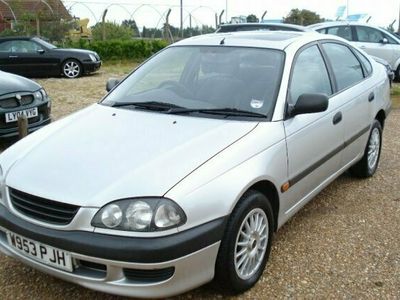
<box><xmin>6</xmin><ymin>231</ymin><xmax>73</xmax><ymax>272</ymax></box>
<box><xmin>5</xmin><ymin>107</ymin><xmax>38</xmax><ymax>123</ymax></box>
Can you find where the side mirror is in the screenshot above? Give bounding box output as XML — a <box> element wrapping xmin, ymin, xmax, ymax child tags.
<box><xmin>380</xmin><ymin>38</ymin><xmax>389</xmax><ymax>44</ymax></box>
<box><xmin>288</xmin><ymin>93</ymin><xmax>329</xmax><ymax>117</ymax></box>
<box><xmin>37</xmin><ymin>49</ymin><xmax>45</xmax><ymax>54</ymax></box>
<box><xmin>106</xmin><ymin>78</ymin><xmax>120</xmax><ymax>92</ymax></box>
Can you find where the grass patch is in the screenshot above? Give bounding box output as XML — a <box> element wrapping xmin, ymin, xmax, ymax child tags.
<box><xmin>391</xmin><ymin>83</ymin><xmax>400</xmax><ymax>96</ymax></box>
<box><xmin>392</xmin><ymin>83</ymin><xmax>400</xmax><ymax>109</ymax></box>
<box><xmin>101</xmin><ymin>60</ymin><xmax>141</xmax><ymax>76</ymax></box>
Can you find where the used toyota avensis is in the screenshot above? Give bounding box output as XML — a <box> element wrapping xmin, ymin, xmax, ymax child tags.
<box><xmin>0</xmin><ymin>32</ymin><xmax>391</xmax><ymax>298</ymax></box>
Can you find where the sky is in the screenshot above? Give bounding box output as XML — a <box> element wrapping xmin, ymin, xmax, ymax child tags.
<box><xmin>63</xmin><ymin>0</ymin><xmax>400</xmax><ymax>30</ymax></box>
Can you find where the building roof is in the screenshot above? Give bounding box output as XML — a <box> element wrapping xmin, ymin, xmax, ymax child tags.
<box><xmin>0</xmin><ymin>0</ymin><xmax>71</xmax><ymax>21</ymax></box>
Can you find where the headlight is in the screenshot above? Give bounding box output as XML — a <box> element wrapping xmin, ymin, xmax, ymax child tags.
<box><xmin>89</xmin><ymin>54</ymin><xmax>96</xmax><ymax>62</ymax></box>
<box><xmin>35</xmin><ymin>89</ymin><xmax>48</xmax><ymax>101</ymax></box>
<box><xmin>91</xmin><ymin>198</ymin><xmax>186</xmax><ymax>232</ymax></box>
<box><xmin>34</xmin><ymin>90</ymin><xmax>43</xmax><ymax>101</ymax></box>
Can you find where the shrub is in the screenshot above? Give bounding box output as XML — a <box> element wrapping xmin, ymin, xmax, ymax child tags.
<box><xmin>65</xmin><ymin>39</ymin><xmax>168</xmax><ymax>61</ymax></box>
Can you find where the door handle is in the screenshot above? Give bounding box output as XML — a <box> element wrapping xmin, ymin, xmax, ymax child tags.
<box><xmin>333</xmin><ymin>112</ymin><xmax>342</xmax><ymax>125</ymax></box>
<box><xmin>8</xmin><ymin>55</ymin><xmax>18</xmax><ymax>58</ymax></box>
<box><xmin>360</xmin><ymin>46</ymin><xmax>366</xmax><ymax>49</ymax></box>
<box><xmin>368</xmin><ymin>92</ymin><xmax>375</xmax><ymax>102</ymax></box>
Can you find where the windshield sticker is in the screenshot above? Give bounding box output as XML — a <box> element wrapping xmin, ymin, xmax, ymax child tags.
<box><xmin>250</xmin><ymin>99</ymin><xmax>264</xmax><ymax>109</ymax></box>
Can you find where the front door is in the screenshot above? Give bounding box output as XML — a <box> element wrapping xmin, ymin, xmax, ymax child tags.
<box><xmin>283</xmin><ymin>44</ymin><xmax>344</xmax><ymax>215</ymax></box>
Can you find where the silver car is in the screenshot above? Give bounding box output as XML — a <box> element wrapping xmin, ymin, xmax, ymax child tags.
<box><xmin>310</xmin><ymin>21</ymin><xmax>400</xmax><ymax>78</ymax></box>
<box><xmin>0</xmin><ymin>32</ymin><xmax>391</xmax><ymax>298</ymax></box>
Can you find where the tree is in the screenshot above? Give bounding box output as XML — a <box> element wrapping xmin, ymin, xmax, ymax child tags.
<box><xmin>246</xmin><ymin>14</ymin><xmax>259</xmax><ymax>23</ymax></box>
<box><xmin>283</xmin><ymin>9</ymin><xmax>324</xmax><ymax>26</ymax></box>
<box><xmin>91</xmin><ymin>22</ymin><xmax>133</xmax><ymax>40</ymax></box>
<box><xmin>122</xmin><ymin>19</ymin><xmax>140</xmax><ymax>37</ymax></box>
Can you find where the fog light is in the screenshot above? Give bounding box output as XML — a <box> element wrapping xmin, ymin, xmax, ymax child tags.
<box><xmin>101</xmin><ymin>204</ymin><xmax>122</xmax><ymax>228</ymax></box>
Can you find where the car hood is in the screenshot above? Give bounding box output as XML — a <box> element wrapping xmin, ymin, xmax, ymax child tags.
<box><xmin>4</xmin><ymin>104</ymin><xmax>257</xmax><ymax>207</ymax></box>
<box><xmin>0</xmin><ymin>71</ymin><xmax>41</xmax><ymax>96</ymax></box>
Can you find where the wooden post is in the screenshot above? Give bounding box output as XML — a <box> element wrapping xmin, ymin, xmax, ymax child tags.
<box><xmin>17</xmin><ymin>115</ymin><xmax>28</xmax><ymax>139</ymax></box>
<box><xmin>102</xmin><ymin>9</ymin><xmax>108</xmax><ymax>41</ymax></box>
<box><xmin>36</xmin><ymin>15</ymin><xmax>40</xmax><ymax>36</ymax></box>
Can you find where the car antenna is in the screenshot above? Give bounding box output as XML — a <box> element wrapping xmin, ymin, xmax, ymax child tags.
<box><xmin>220</xmin><ymin>38</ymin><xmax>226</xmax><ymax>45</ymax></box>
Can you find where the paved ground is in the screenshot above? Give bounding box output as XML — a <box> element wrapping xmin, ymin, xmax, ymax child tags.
<box><xmin>0</xmin><ymin>71</ymin><xmax>399</xmax><ymax>299</ymax></box>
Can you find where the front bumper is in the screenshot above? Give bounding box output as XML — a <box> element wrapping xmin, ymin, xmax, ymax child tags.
<box><xmin>83</xmin><ymin>61</ymin><xmax>101</xmax><ymax>74</ymax></box>
<box><xmin>0</xmin><ymin>205</ymin><xmax>225</xmax><ymax>298</ymax></box>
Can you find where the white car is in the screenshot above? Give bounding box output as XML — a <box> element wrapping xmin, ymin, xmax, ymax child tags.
<box><xmin>0</xmin><ymin>32</ymin><xmax>391</xmax><ymax>298</ymax></box>
<box><xmin>310</xmin><ymin>21</ymin><xmax>400</xmax><ymax>77</ymax></box>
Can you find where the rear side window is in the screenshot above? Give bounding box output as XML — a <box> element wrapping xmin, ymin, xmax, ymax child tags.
<box><xmin>322</xmin><ymin>43</ymin><xmax>364</xmax><ymax>91</ymax></box>
<box><xmin>355</xmin><ymin>26</ymin><xmax>385</xmax><ymax>43</ymax></box>
<box><xmin>289</xmin><ymin>45</ymin><xmax>332</xmax><ymax>104</ymax></box>
<box><xmin>0</xmin><ymin>41</ymin><xmax>13</xmax><ymax>52</ymax></box>
<box><xmin>326</xmin><ymin>26</ymin><xmax>352</xmax><ymax>41</ymax></box>
<box><xmin>353</xmin><ymin>49</ymin><xmax>373</xmax><ymax>76</ymax></box>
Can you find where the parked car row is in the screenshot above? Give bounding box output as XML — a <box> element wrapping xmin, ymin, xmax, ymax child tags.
<box><xmin>216</xmin><ymin>21</ymin><xmax>398</xmax><ymax>82</ymax></box>
<box><xmin>0</xmin><ymin>29</ymin><xmax>391</xmax><ymax>299</ymax></box>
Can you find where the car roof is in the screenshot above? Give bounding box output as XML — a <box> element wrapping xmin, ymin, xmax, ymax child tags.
<box><xmin>173</xmin><ymin>31</ymin><xmax>338</xmax><ymax>50</ymax></box>
<box><xmin>218</xmin><ymin>23</ymin><xmax>311</xmax><ymax>32</ymax></box>
<box><xmin>309</xmin><ymin>21</ymin><xmax>380</xmax><ymax>30</ymax></box>
<box><xmin>0</xmin><ymin>36</ymin><xmax>35</xmax><ymax>41</ymax></box>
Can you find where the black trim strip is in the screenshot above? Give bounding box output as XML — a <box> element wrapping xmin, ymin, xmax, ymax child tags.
<box><xmin>0</xmin><ymin>205</ymin><xmax>227</xmax><ymax>263</ymax></box>
<box><xmin>288</xmin><ymin>125</ymin><xmax>370</xmax><ymax>188</ymax></box>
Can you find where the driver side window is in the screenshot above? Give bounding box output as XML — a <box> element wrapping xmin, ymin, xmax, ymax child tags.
<box><xmin>289</xmin><ymin>45</ymin><xmax>332</xmax><ymax>104</ymax></box>
<box><xmin>11</xmin><ymin>41</ymin><xmax>43</xmax><ymax>53</ymax></box>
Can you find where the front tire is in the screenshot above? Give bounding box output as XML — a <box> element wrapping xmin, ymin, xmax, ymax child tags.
<box><xmin>62</xmin><ymin>59</ymin><xmax>82</xmax><ymax>79</ymax></box>
<box><xmin>350</xmin><ymin>120</ymin><xmax>382</xmax><ymax>177</ymax></box>
<box><xmin>214</xmin><ymin>190</ymin><xmax>274</xmax><ymax>294</ymax></box>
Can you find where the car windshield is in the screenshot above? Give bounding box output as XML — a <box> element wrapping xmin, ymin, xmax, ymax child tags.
<box><xmin>34</xmin><ymin>37</ymin><xmax>57</xmax><ymax>49</ymax></box>
<box><xmin>102</xmin><ymin>46</ymin><xmax>284</xmax><ymax>119</ymax></box>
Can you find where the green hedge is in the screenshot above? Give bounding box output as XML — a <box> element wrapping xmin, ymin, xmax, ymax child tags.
<box><xmin>66</xmin><ymin>39</ymin><xmax>168</xmax><ymax>61</ymax></box>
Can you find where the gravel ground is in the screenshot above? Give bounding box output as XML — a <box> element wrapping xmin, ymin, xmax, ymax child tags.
<box><xmin>0</xmin><ymin>71</ymin><xmax>399</xmax><ymax>299</ymax></box>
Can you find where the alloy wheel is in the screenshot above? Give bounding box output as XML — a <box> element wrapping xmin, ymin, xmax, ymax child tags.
<box><xmin>367</xmin><ymin>127</ymin><xmax>380</xmax><ymax>170</ymax></box>
<box><xmin>63</xmin><ymin>61</ymin><xmax>81</xmax><ymax>78</ymax></box>
<box><xmin>234</xmin><ymin>208</ymin><xmax>269</xmax><ymax>280</ymax></box>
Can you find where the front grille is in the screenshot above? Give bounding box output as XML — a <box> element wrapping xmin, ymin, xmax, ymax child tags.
<box><xmin>0</xmin><ymin>94</ymin><xmax>34</xmax><ymax>108</ymax></box>
<box><xmin>9</xmin><ymin>188</ymin><xmax>80</xmax><ymax>225</ymax></box>
<box><xmin>123</xmin><ymin>267</ymin><xmax>175</xmax><ymax>283</ymax></box>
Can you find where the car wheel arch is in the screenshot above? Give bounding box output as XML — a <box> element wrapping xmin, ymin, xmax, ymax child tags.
<box><xmin>230</xmin><ymin>180</ymin><xmax>280</xmax><ymax>232</ymax></box>
<box><xmin>375</xmin><ymin>109</ymin><xmax>386</xmax><ymax>128</ymax></box>
<box><xmin>61</xmin><ymin>58</ymin><xmax>83</xmax><ymax>75</ymax></box>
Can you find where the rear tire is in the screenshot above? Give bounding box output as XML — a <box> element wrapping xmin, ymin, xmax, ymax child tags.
<box><xmin>350</xmin><ymin>120</ymin><xmax>382</xmax><ymax>177</ymax></box>
<box><xmin>214</xmin><ymin>190</ymin><xmax>274</xmax><ymax>294</ymax></box>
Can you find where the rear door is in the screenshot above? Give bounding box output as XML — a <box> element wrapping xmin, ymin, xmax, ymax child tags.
<box><xmin>321</xmin><ymin>42</ymin><xmax>373</xmax><ymax>167</ymax></box>
<box><xmin>283</xmin><ymin>44</ymin><xmax>344</xmax><ymax>212</ymax></box>
<box><xmin>353</xmin><ymin>25</ymin><xmax>396</xmax><ymax>68</ymax></box>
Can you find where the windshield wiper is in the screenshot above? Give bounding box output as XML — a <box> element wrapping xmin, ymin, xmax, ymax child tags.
<box><xmin>168</xmin><ymin>107</ymin><xmax>267</xmax><ymax>118</ymax></box>
<box><xmin>111</xmin><ymin>101</ymin><xmax>184</xmax><ymax>111</ymax></box>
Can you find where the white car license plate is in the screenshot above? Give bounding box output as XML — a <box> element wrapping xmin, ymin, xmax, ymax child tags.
<box><xmin>6</xmin><ymin>231</ymin><xmax>73</xmax><ymax>272</ymax></box>
<box><xmin>5</xmin><ymin>107</ymin><xmax>38</xmax><ymax>123</ymax></box>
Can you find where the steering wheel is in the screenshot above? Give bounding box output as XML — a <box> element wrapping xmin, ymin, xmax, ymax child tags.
<box><xmin>158</xmin><ymin>80</ymin><xmax>193</xmax><ymax>98</ymax></box>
